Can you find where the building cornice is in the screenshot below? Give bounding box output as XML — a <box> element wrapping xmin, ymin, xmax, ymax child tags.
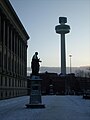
<box><xmin>0</xmin><ymin>0</ymin><xmax>30</xmax><ymax>41</ymax></box>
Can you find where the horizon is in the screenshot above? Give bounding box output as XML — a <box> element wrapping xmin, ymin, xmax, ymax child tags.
<box><xmin>27</xmin><ymin>66</ymin><xmax>90</xmax><ymax>75</ymax></box>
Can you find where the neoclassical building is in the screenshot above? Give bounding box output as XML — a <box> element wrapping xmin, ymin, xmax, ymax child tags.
<box><xmin>0</xmin><ymin>0</ymin><xmax>29</xmax><ymax>99</ymax></box>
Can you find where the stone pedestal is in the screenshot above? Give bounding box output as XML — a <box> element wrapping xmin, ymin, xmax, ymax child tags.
<box><xmin>26</xmin><ymin>76</ymin><xmax>45</xmax><ymax>108</ymax></box>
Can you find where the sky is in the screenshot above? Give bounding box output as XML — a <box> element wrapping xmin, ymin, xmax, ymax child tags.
<box><xmin>9</xmin><ymin>0</ymin><xmax>90</xmax><ymax>68</ymax></box>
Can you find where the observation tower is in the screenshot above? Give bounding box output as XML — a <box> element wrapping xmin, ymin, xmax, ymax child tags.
<box><xmin>55</xmin><ymin>17</ymin><xmax>70</xmax><ymax>75</ymax></box>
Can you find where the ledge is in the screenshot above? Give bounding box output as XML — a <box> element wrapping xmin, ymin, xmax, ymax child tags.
<box><xmin>25</xmin><ymin>103</ymin><xmax>45</xmax><ymax>108</ymax></box>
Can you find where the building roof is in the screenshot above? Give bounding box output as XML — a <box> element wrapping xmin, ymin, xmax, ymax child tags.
<box><xmin>0</xmin><ymin>0</ymin><xmax>30</xmax><ymax>40</ymax></box>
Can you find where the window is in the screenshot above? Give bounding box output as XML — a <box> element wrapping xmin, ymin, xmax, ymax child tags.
<box><xmin>5</xmin><ymin>91</ymin><xmax>7</xmax><ymax>97</ymax></box>
<box><xmin>12</xmin><ymin>57</ymin><xmax>14</xmax><ymax>72</ymax></box>
<box><xmin>8</xmin><ymin>56</ymin><xmax>11</xmax><ymax>71</ymax></box>
<box><xmin>15</xmin><ymin>79</ymin><xmax>17</xmax><ymax>87</ymax></box>
<box><xmin>12</xmin><ymin>79</ymin><xmax>14</xmax><ymax>87</ymax></box>
<box><xmin>0</xmin><ymin>52</ymin><xmax>2</xmax><ymax>67</ymax></box>
<box><xmin>1</xmin><ymin>92</ymin><xmax>3</xmax><ymax>98</ymax></box>
<box><xmin>4</xmin><ymin>54</ymin><xmax>7</xmax><ymax>69</ymax></box>
<box><xmin>9</xmin><ymin>78</ymin><xmax>11</xmax><ymax>87</ymax></box>
<box><xmin>5</xmin><ymin>77</ymin><xmax>7</xmax><ymax>86</ymax></box>
<box><xmin>0</xmin><ymin>76</ymin><xmax>3</xmax><ymax>86</ymax></box>
<box><xmin>0</xmin><ymin>15</ymin><xmax>1</xmax><ymax>44</ymax></box>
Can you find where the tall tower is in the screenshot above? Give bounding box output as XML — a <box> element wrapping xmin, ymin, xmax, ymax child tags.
<box><xmin>55</xmin><ymin>17</ymin><xmax>70</xmax><ymax>75</ymax></box>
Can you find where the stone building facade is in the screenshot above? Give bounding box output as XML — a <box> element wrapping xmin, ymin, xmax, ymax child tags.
<box><xmin>0</xmin><ymin>0</ymin><xmax>29</xmax><ymax>99</ymax></box>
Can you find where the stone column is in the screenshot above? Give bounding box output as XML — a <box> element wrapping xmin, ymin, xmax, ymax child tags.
<box><xmin>22</xmin><ymin>43</ymin><xmax>23</xmax><ymax>76</ymax></box>
<box><xmin>23</xmin><ymin>45</ymin><xmax>25</xmax><ymax>76</ymax></box>
<box><xmin>21</xmin><ymin>40</ymin><xmax>23</xmax><ymax>76</ymax></box>
<box><xmin>7</xmin><ymin>20</ymin><xmax>10</xmax><ymax>73</ymax></box>
<box><xmin>17</xmin><ymin>36</ymin><xmax>19</xmax><ymax>75</ymax></box>
<box><xmin>18</xmin><ymin>39</ymin><xmax>20</xmax><ymax>76</ymax></box>
<box><xmin>24</xmin><ymin>45</ymin><xmax>27</xmax><ymax>77</ymax></box>
<box><xmin>10</xmin><ymin>27</ymin><xmax>12</xmax><ymax>74</ymax></box>
<box><xmin>0</xmin><ymin>12</ymin><xmax>2</xmax><ymax>70</ymax></box>
<box><xmin>8</xmin><ymin>25</ymin><xmax>12</xmax><ymax>74</ymax></box>
<box><xmin>22</xmin><ymin>43</ymin><xmax>24</xmax><ymax>77</ymax></box>
<box><xmin>14</xmin><ymin>32</ymin><xmax>17</xmax><ymax>74</ymax></box>
<box><xmin>15</xmin><ymin>35</ymin><xmax>18</xmax><ymax>75</ymax></box>
<box><xmin>17</xmin><ymin>39</ymin><xmax>19</xmax><ymax>76</ymax></box>
<box><xmin>4</xmin><ymin>19</ymin><xmax>8</xmax><ymax>71</ymax></box>
<box><xmin>20</xmin><ymin>40</ymin><xmax>22</xmax><ymax>75</ymax></box>
<box><xmin>0</xmin><ymin>13</ymin><xmax>1</xmax><ymax>44</ymax></box>
<box><xmin>16</xmin><ymin>36</ymin><xmax>18</xmax><ymax>75</ymax></box>
<box><xmin>2</xmin><ymin>15</ymin><xmax>5</xmax><ymax>72</ymax></box>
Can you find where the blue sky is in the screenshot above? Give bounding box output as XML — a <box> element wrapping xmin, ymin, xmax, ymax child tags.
<box><xmin>10</xmin><ymin>0</ymin><xmax>90</xmax><ymax>67</ymax></box>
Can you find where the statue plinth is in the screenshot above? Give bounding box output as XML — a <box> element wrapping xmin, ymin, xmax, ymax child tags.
<box><xmin>26</xmin><ymin>75</ymin><xmax>45</xmax><ymax>108</ymax></box>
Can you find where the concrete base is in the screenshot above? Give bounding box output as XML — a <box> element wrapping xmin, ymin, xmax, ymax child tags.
<box><xmin>25</xmin><ymin>104</ymin><xmax>45</xmax><ymax>108</ymax></box>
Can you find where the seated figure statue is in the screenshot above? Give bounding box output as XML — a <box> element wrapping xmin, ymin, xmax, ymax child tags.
<box><xmin>31</xmin><ymin>52</ymin><xmax>41</xmax><ymax>76</ymax></box>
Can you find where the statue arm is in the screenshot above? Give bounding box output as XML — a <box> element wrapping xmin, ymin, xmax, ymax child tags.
<box><xmin>39</xmin><ymin>58</ymin><xmax>42</xmax><ymax>62</ymax></box>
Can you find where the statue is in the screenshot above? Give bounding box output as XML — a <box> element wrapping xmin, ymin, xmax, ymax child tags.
<box><xmin>26</xmin><ymin>52</ymin><xmax>45</xmax><ymax>108</ymax></box>
<box><xmin>31</xmin><ymin>52</ymin><xmax>41</xmax><ymax>76</ymax></box>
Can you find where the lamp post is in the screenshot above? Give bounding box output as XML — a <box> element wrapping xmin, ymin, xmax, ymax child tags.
<box><xmin>69</xmin><ymin>54</ymin><xmax>72</xmax><ymax>74</ymax></box>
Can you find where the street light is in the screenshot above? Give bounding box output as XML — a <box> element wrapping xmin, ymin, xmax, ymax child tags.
<box><xmin>69</xmin><ymin>54</ymin><xmax>72</xmax><ymax>73</ymax></box>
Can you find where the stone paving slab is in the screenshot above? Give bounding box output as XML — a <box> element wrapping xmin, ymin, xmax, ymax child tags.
<box><xmin>0</xmin><ymin>96</ymin><xmax>90</xmax><ymax>120</ymax></box>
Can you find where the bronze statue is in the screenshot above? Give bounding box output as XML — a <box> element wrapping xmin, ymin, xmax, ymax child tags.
<box><xmin>31</xmin><ymin>52</ymin><xmax>41</xmax><ymax>76</ymax></box>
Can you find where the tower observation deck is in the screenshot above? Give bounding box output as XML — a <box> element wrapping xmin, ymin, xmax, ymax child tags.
<box><xmin>55</xmin><ymin>17</ymin><xmax>70</xmax><ymax>75</ymax></box>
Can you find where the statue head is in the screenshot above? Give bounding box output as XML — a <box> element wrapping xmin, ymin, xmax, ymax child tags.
<box><xmin>35</xmin><ymin>52</ymin><xmax>38</xmax><ymax>55</ymax></box>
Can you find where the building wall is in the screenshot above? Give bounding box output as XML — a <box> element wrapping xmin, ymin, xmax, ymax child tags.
<box><xmin>0</xmin><ymin>0</ymin><xmax>29</xmax><ymax>100</ymax></box>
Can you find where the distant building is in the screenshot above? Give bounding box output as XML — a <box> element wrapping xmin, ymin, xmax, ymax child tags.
<box><xmin>0</xmin><ymin>0</ymin><xmax>29</xmax><ymax>99</ymax></box>
<box><xmin>27</xmin><ymin>72</ymin><xmax>90</xmax><ymax>95</ymax></box>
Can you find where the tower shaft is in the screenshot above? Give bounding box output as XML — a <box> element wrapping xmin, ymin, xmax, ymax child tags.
<box><xmin>61</xmin><ymin>33</ymin><xmax>66</xmax><ymax>74</ymax></box>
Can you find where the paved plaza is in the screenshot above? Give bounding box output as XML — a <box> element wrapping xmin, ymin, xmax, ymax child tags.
<box><xmin>0</xmin><ymin>95</ymin><xmax>90</xmax><ymax>120</ymax></box>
